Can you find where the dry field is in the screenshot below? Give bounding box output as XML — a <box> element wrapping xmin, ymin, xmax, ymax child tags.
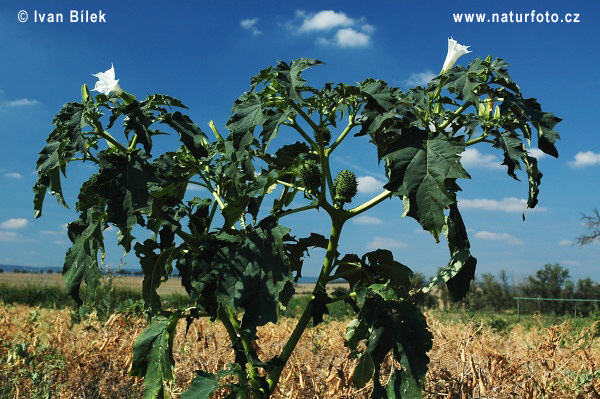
<box><xmin>0</xmin><ymin>273</ymin><xmax>348</xmax><ymax>296</ymax></box>
<box><xmin>1</xmin><ymin>304</ymin><xmax>598</xmax><ymax>399</ymax></box>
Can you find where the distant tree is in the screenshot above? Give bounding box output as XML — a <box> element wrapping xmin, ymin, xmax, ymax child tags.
<box><xmin>521</xmin><ymin>264</ymin><xmax>574</xmax><ymax>313</ymax></box>
<box><xmin>0</xmin><ymin>268</ymin><xmax>3</xmax><ymax>273</ymax></box>
<box><xmin>466</xmin><ymin>270</ymin><xmax>515</xmax><ymax>311</ymax></box>
<box><xmin>46</xmin><ymin>269</ymin><xmax>54</xmax><ymax>274</ymax></box>
<box><xmin>574</xmin><ymin>277</ymin><xmax>600</xmax><ymax>315</ymax></box>
<box><xmin>577</xmin><ymin>208</ymin><xmax>600</xmax><ymax>245</ymax></box>
<box><xmin>411</xmin><ymin>272</ymin><xmax>438</xmax><ymax>309</ymax></box>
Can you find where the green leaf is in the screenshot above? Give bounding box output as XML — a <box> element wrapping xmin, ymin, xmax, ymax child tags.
<box><xmin>226</xmin><ymin>92</ymin><xmax>267</xmax><ymax>139</ymax></box>
<box><xmin>34</xmin><ymin>102</ymin><xmax>88</xmax><ymax>216</ymax></box>
<box><xmin>347</xmin><ymin>297</ymin><xmax>432</xmax><ymax>397</ymax></box>
<box><xmin>124</xmin><ymin>101</ymin><xmax>155</xmax><ymax>154</ymax></box>
<box><xmin>208</xmin><ymin>217</ymin><xmax>293</xmax><ymax>333</ymax></box>
<box><xmin>131</xmin><ymin>315</ymin><xmax>179</xmax><ymax>399</ymax></box>
<box><xmin>160</xmin><ymin>112</ymin><xmax>208</xmax><ymax>159</ymax></box>
<box><xmin>181</xmin><ymin>371</ymin><xmax>219</xmax><ymax>399</ymax></box>
<box><xmin>423</xmin><ymin>204</ymin><xmax>476</xmax><ymax>301</ymax></box>
<box><xmin>80</xmin><ymin>150</ymin><xmax>158</xmax><ymax>252</ymax></box>
<box><xmin>271</xmin><ymin>58</ymin><xmax>323</xmax><ymax>103</ymax></box>
<box><xmin>284</xmin><ymin>232</ymin><xmax>329</xmax><ymax>280</ymax></box>
<box><xmin>377</xmin><ymin>129</ymin><xmax>470</xmax><ymax>241</ymax></box>
<box><xmin>62</xmin><ymin>208</ymin><xmax>105</xmax><ymax>304</ymax></box>
<box><xmin>352</xmin><ymin>353</ymin><xmax>375</xmax><ymax>388</ymax></box>
<box><xmin>135</xmin><ymin>239</ymin><xmax>179</xmax><ymax>312</ymax></box>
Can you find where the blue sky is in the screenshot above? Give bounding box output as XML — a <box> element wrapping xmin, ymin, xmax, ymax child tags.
<box><xmin>0</xmin><ymin>1</ymin><xmax>599</xmax><ymax>282</ymax></box>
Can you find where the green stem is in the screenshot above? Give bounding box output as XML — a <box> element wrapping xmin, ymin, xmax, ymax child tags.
<box><xmin>327</xmin><ymin>116</ymin><xmax>357</xmax><ymax>154</ymax></box>
<box><xmin>439</xmin><ymin>101</ymin><xmax>473</xmax><ymax>131</ymax></box>
<box><xmin>267</xmin><ymin>215</ymin><xmax>345</xmax><ymax>393</ymax></box>
<box><xmin>328</xmin><ymin>292</ymin><xmax>356</xmax><ymax>304</ymax></box>
<box><xmin>276</xmin><ymin>179</ymin><xmax>305</xmax><ymax>192</ymax></box>
<box><xmin>128</xmin><ymin>134</ymin><xmax>138</xmax><ymax>151</ymax></box>
<box><xmin>289</xmin><ymin>101</ymin><xmax>320</xmax><ymax>133</ymax></box>
<box><xmin>218</xmin><ymin>308</ymin><xmax>250</xmax><ymax>389</ymax></box>
<box><xmin>96</xmin><ymin>128</ymin><xmax>128</xmax><ymax>153</ymax></box>
<box><xmin>275</xmin><ymin>204</ymin><xmax>318</xmax><ymax>219</ymax></box>
<box><xmin>223</xmin><ymin>307</ymin><xmax>261</xmax><ymax>392</ymax></box>
<box><xmin>284</xmin><ymin>120</ymin><xmax>316</xmax><ymax>149</ymax></box>
<box><xmin>348</xmin><ymin>190</ymin><xmax>393</xmax><ymax>216</ymax></box>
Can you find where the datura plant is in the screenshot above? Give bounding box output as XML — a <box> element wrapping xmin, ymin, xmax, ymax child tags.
<box><xmin>34</xmin><ymin>39</ymin><xmax>560</xmax><ymax>398</ymax></box>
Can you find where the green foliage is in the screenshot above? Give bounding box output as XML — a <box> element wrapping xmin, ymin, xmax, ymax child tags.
<box><xmin>34</xmin><ymin>55</ymin><xmax>559</xmax><ymax>398</ymax></box>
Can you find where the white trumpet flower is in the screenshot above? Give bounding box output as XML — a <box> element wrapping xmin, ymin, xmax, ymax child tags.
<box><xmin>92</xmin><ymin>64</ymin><xmax>123</xmax><ymax>95</ymax></box>
<box><xmin>442</xmin><ymin>38</ymin><xmax>471</xmax><ymax>73</ymax></box>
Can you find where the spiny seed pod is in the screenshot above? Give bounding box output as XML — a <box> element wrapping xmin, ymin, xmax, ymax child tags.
<box><xmin>333</xmin><ymin>169</ymin><xmax>358</xmax><ymax>204</ymax></box>
<box><xmin>297</xmin><ymin>160</ymin><xmax>321</xmax><ymax>195</ymax></box>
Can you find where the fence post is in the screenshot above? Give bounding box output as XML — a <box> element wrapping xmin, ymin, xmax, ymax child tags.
<box><xmin>517</xmin><ymin>298</ymin><xmax>520</xmax><ymax>323</ymax></box>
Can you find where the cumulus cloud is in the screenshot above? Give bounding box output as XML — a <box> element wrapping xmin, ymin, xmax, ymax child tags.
<box><xmin>352</xmin><ymin>215</ymin><xmax>384</xmax><ymax>225</ymax></box>
<box><xmin>240</xmin><ymin>18</ymin><xmax>262</xmax><ymax>36</ymax></box>
<box><xmin>474</xmin><ymin>231</ymin><xmax>523</xmax><ymax>245</ymax></box>
<box><xmin>559</xmin><ymin>240</ymin><xmax>574</xmax><ymax>246</ymax></box>
<box><xmin>299</xmin><ymin>10</ymin><xmax>354</xmax><ymax>31</ymax></box>
<box><xmin>460</xmin><ymin>148</ymin><xmax>503</xmax><ymax>170</ymax></box>
<box><xmin>0</xmin><ymin>218</ymin><xmax>28</xmax><ymax>229</ymax></box>
<box><xmin>357</xmin><ymin>176</ymin><xmax>386</xmax><ymax>194</ymax></box>
<box><xmin>334</xmin><ymin>28</ymin><xmax>370</xmax><ymax>47</ymax></box>
<box><xmin>294</xmin><ymin>10</ymin><xmax>373</xmax><ymax>48</ymax></box>
<box><xmin>4</xmin><ymin>172</ymin><xmax>23</xmax><ymax>179</ymax></box>
<box><xmin>4</xmin><ymin>98</ymin><xmax>39</xmax><ymax>107</ymax></box>
<box><xmin>366</xmin><ymin>236</ymin><xmax>407</xmax><ymax>250</ymax></box>
<box><xmin>459</xmin><ymin>197</ymin><xmax>547</xmax><ymax>213</ymax></box>
<box><xmin>528</xmin><ymin>148</ymin><xmax>547</xmax><ymax>159</ymax></box>
<box><xmin>569</xmin><ymin>151</ymin><xmax>600</xmax><ymax>168</ymax></box>
<box><xmin>405</xmin><ymin>70</ymin><xmax>437</xmax><ymax>86</ymax></box>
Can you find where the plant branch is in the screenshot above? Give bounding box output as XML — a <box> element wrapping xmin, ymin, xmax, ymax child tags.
<box><xmin>268</xmin><ymin>216</ymin><xmax>344</xmax><ymax>393</ymax></box>
<box><xmin>439</xmin><ymin>101</ymin><xmax>473</xmax><ymax>131</ymax></box>
<box><xmin>327</xmin><ymin>114</ymin><xmax>357</xmax><ymax>154</ymax></box>
<box><xmin>348</xmin><ymin>190</ymin><xmax>393</xmax><ymax>216</ymax></box>
<box><xmin>289</xmin><ymin>101</ymin><xmax>320</xmax><ymax>133</ymax></box>
<box><xmin>284</xmin><ymin>119</ymin><xmax>316</xmax><ymax>148</ymax></box>
<box><xmin>276</xmin><ymin>180</ymin><xmax>305</xmax><ymax>192</ymax></box>
<box><xmin>275</xmin><ymin>204</ymin><xmax>318</xmax><ymax>219</ymax></box>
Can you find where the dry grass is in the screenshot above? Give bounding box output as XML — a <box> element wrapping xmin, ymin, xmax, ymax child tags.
<box><xmin>1</xmin><ymin>304</ymin><xmax>598</xmax><ymax>399</ymax></box>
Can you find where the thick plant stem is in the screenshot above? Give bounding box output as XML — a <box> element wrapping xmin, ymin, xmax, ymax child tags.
<box><xmin>267</xmin><ymin>215</ymin><xmax>345</xmax><ymax>394</ymax></box>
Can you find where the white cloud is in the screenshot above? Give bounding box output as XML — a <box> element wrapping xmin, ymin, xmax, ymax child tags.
<box><xmin>559</xmin><ymin>240</ymin><xmax>574</xmax><ymax>246</ymax></box>
<box><xmin>405</xmin><ymin>70</ymin><xmax>437</xmax><ymax>87</ymax></box>
<box><xmin>299</xmin><ymin>10</ymin><xmax>354</xmax><ymax>32</ymax></box>
<box><xmin>569</xmin><ymin>151</ymin><xmax>600</xmax><ymax>168</ymax></box>
<box><xmin>0</xmin><ymin>231</ymin><xmax>20</xmax><ymax>241</ymax></box>
<box><xmin>0</xmin><ymin>218</ymin><xmax>28</xmax><ymax>229</ymax></box>
<box><xmin>357</xmin><ymin>176</ymin><xmax>386</xmax><ymax>194</ymax></box>
<box><xmin>528</xmin><ymin>148</ymin><xmax>547</xmax><ymax>159</ymax></box>
<box><xmin>53</xmin><ymin>240</ymin><xmax>67</xmax><ymax>245</ymax></box>
<box><xmin>352</xmin><ymin>215</ymin><xmax>384</xmax><ymax>225</ymax></box>
<box><xmin>474</xmin><ymin>231</ymin><xmax>523</xmax><ymax>245</ymax></box>
<box><xmin>334</xmin><ymin>28</ymin><xmax>369</xmax><ymax>47</ymax></box>
<box><xmin>4</xmin><ymin>98</ymin><xmax>39</xmax><ymax>107</ymax></box>
<box><xmin>366</xmin><ymin>236</ymin><xmax>407</xmax><ymax>250</ymax></box>
<box><xmin>459</xmin><ymin>197</ymin><xmax>547</xmax><ymax>213</ymax></box>
<box><xmin>460</xmin><ymin>148</ymin><xmax>503</xmax><ymax>170</ymax></box>
<box><xmin>294</xmin><ymin>10</ymin><xmax>373</xmax><ymax>48</ymax></box>
<box><xmin>240</xmin><ymin>18</ymin><xmax>262</xmax><ymax>36</ymax></box>
<box><xmin>4</xmin><ymin>172</ymin><xmax>23</xmax><ymax>179</ymax></box>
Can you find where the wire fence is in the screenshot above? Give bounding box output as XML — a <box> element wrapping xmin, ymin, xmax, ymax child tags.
<box><xmin>514</xmin><ymin>296</ymin><xmax>600</xmax><ymax>321</ymax></box>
